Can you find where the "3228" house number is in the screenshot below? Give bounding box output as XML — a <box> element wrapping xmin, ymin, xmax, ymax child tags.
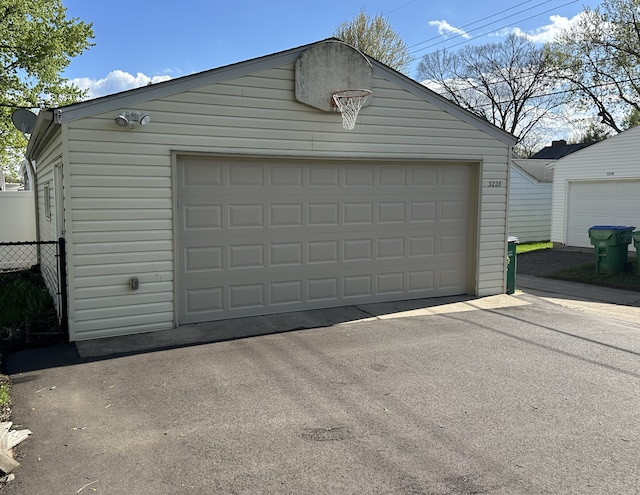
<box><xmin>488</xmin><ymin>180</ymin><xmax>503</xmax><ymax>187</ymax></box>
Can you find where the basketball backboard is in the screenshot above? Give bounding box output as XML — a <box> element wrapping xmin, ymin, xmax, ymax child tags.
<box><xmin>295</xmin><ymin>40</ymin><xmax>373</xmax><ymax>112</ymax></box>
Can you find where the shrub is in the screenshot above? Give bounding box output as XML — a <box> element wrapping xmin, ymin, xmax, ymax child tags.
<box><xmin>0</xmin><ymin>266</ymin><xmax>58</xmax><ymax>342</ymax></box>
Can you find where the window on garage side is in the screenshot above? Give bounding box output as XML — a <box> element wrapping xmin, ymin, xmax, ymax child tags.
<box><xmin>44</xmin><ymin>182</ymin><xmax>51</xmax><ymax>220</ymax></box>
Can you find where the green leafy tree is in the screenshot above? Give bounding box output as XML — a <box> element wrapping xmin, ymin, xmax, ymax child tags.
<box><xmin>334</xmin><ymin>9</ymin><xmax>410</xmax><ymax>74</ymax></box>
<box><xmin>546</xmin><ymin>0</ymin><xmax>640</xmax><ymax>134</ymax></box>
<box><xmin>622</xmin><ymin>107</ymin><xmax>640</xmax><ymax>130</ymax></box>
<box><xmin>1</xmin><ymin>0</ymin><xmax>94</xmax><ymax>169</ymax></box>
<box><xmin>416</xmin><ymin>34</ymin><xmax>568</xmax><ymax>152</ymax></box>
<box><xmin>571</xmin><ymin>121</ymin><xmax>612</xmax><ymax>144</ymax></box>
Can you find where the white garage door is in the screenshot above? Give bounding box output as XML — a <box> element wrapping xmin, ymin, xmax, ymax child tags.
<box><xmin>567</xmin><ymin>180</ymin><xmax>640</xmax><ymax>247</ymax></box>
<box><xmin>176</xmin><ymin>156</ymin><xmax>473</xmax><ymax>325</ymax></box>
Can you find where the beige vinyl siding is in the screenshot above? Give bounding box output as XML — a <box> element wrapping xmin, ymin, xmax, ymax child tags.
<box><xmin>551</xmin><ymin>126</ymin><xmax>640</xmax><ymax>245</ymax></box>
<box><xmin>35</xmin><ymin>131</ymin><xmax>62</xmax><ymax>242</ymax></box>
<box><xmin>64</xmin><ymin>63</ymin><xmax>510</xmax><ymax>340</ymax></box>
<box><xmin>65</xmin><ymin>153</ymin><xmax>174</xmax><ymax>340</ymax></box>
<box><xmin>32</xmin><ymin>129</ymin><xmax>63</xmax><ymax>312</ymax></box>
<box><xmin>508</xmin><ymin>168</ymin><xmax>552</xmax><ymax>242</ymax></box>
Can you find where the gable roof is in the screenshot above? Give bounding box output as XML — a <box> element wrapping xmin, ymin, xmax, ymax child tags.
<box><xmin>531</xmin><ymin>140</ymin><xmax>595</xmax><ymax>160</ymax></box>
<box><xmin>27</xmin><ymin>39</ymin><xmax>515</xmax><ymax>158</ymax></box>
<box><xmin>551</xmin><ymin>124</ymin><xmax>640</xmax><ymax>169</ymax></box>
<box><xmin>511</xmin><ymin>159</ymin><xmax>554</xmax><ymax>183</ymax></box>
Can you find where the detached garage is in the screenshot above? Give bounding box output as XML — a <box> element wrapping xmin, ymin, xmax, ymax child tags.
<box><xmin>551</xmin><ymin>125</ymin><xmax>640</xmax><ymax>248</ymax></box>
<box><xmin>26</xmin><ymin>39</ymin><xmax>514</xmax><ymax>342</ymax></box>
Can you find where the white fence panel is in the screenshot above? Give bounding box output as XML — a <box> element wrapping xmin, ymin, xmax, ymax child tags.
<box><xmin>0</xmin><ymin>192</ymin><xmax>36</xmax><ymax>242</ymax></box>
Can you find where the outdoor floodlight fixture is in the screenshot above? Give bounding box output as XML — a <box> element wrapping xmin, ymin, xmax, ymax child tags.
<box><xmin>114</xmin><ymin>113</ymin><xmax>129</xmax><ymax>127</ymax></box>
<box><xmin>114</xmin><ymin>111</ymin><xmax>151</xmax><ymax>128</ymax></box>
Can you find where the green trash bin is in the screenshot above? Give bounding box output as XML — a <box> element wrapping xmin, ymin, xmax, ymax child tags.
<box><xmin>588</xmin><ymin>226</ymin><xmax>635</xmax><ymax>274</ymax></box>
<box><xmin>632</xmin><ymin>231</ymin><xmax>640</xmax><ymax>274</ymax></box>
<box><xmin>506</xmin><ymin>236</ymin><xmax>518</xmax><ymax>294</ymax></box>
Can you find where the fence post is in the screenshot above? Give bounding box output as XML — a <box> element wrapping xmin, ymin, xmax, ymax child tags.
<box><xmin>58</xmin><ymin>237</ymin><xmax>69</xmax><ymax>343</ymax></box>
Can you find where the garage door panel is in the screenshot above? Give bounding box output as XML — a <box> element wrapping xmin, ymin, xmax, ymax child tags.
<box><xmin>378</xmin><ymin>237</ymin><xmax>406</xmax><ymax>258</ymax></box>
<box><xmin>409</xmin><ymin>236</ymin><xmax>435</xmax><ymax>257</ymax></box>
<box><xmin>345</xmin><ymin>166</ymin><xmax>375</xmax><ymax>186</ymax></box>
<box><xmin>409</xmin><ymin>166</ymin><xmax>438</xmax><ymax>185</ymax></box>
<box><xmin>343</xmin><ymin>239</ymin><xmax>373</xmax><ymax>261</ymax></box>
<box><xmin>229</xmin><ymin>283</ymin><xmax>265</xmax><ymax>310</ymax></box>
<box><xmin>441</xmin><ymin>201</ymin><xmax>467</xmax><ymax>222</ymax></box>
<box><xmin>440</xmin><ymin>267</ymin><xmax>466</xmax><ymax>289</ymax></box>
<box><xmin>181</xmin><ymin>203</ymin><xmax>223</xmax><ymax>232</ymax></box>
<box><xmin>179</xmin><ymin>267</ymin><xmax>467</xmax><ymax>323</ymax></box>
<box><xmin>179</xmin><ymin>233</ymin><xmax>460</xmax><ymax>278</ymax></box>
<box><xmin>439</xmin><ymin>235</ymin><xmax>465</xmax><ymax>256</ymax></box>
<box><xmin>270</xmin><ymin>164</ymin><xmax>304</xmax><ymax>186</ymax></box>
<box><xmin>183</xmin><ymin>246</ymin><xmax>223</xmax><ymax>273</ymax></box>
<box><xmin>179</xmin><ymin>161</ymin><xmax>461</xmax><ymax>192</ymax></box>
<box><xmin>567</xmin><ymin>180</ymin><xmax>640</xmax><ymax>247</ymax></box>
<box><xmin>408</xmin><ymin>270</ymin><xmax>434</xmax><ymax>292</ymax></box>
<box><xmin>270</xmin><ymin>242</ymin><xmax>303</xmax><ymax>266</ymax></box>
<box><xmin>184</xmin><ymin>286</ymin><xmax>224</xmax><ymax>316</ymax></box>
<box><xmin>270</xmin><ymin>280</ymin><xmax>304</xmax><ymax>305</ymax></box>
<box><xmin>227</xmin><ymin>204</ymin><xmax>265</xmax><ymax>229</ymax></box>
<box><xmin>180</xmin><ymin>159</ymin><xmax>222</xmax><ymax>187</ymax></box>
<box><xmin>377</xmin><ymin>272</ymin><xmax>405</xmax><ymax>294</ymax></box>
<box><xmin>228</xmin><ymin>163</ymin><xmax>265</xmax><ymax>186</ymax></box>
<box><xmin>177</xmin><ymin>157</ymin><xmax>472</xmax><ymax>324</ymax></box>
<box><xmin>270</xmin><ymin>204</ymin><xmax>304</xmax><ymax>227</ymax></box>
<box><xmin>180</xmin><ymin>199</ymin><xmax>465</xmax><ymax>236</ymax></box>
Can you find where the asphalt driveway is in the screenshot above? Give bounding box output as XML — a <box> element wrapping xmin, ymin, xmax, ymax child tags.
<box><xmin>4</xmin><ymin>291</ymin><xmax>640</xmax><ymax>494</ymax></box>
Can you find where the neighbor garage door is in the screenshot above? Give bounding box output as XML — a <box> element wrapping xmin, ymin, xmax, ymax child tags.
<box><xmin>176</xmin><ymin>156</ymin><xmax>473</xmax><ymax>325</ymax></box>
<box><xmin>567</xmin><ymin>180</ymin><xmax>640</xmax><ymax>247</ymax></box>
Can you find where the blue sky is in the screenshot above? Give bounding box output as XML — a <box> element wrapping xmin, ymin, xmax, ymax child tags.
<box><xmin>61</xmin><ymin>0</ymin><xmax>601</xmax><ymax>98</ymax></box>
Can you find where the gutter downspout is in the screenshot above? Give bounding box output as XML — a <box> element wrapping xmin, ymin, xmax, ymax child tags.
<box><xmin>27</xmin><ymin>159</ymin><xmax>40</xmax><ymax>242</ymax></box>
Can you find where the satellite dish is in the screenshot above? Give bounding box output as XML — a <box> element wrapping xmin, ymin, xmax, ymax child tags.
<box><xmin>11</xmin><ymin>109</ymin><xmax>38</xmax><ymax>135</ymax></box>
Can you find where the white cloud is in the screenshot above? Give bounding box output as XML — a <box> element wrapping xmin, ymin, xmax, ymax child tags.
<box><xmin>70</xmin><ymin>70</ymin><xmax>173</xmax><ymax>99</ymax></box>
<box><xmin>428</xmin><ymin>20</ymin><xmax>470</xmax><ymax>39</ymax></box>
<box><xmin>497</xmin><ymin>13</ymin><xmax>585</xmax><ymax>44</ymax></box>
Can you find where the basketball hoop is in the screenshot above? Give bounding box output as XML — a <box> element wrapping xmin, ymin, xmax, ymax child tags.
<box><xmin>331</xmin><ymin>89</ymin><xmax>372</xmax><ymax>130</ymax></box>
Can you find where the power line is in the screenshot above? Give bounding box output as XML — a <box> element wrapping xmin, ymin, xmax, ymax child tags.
<box><xmin>385</xmin><ymin>0</ymin><xmax>420</xmax><ymax>16</ymax></box>
<box><xmin>407</xmin><ymin>0</ymin><xmax>542</xmax><ymax>50</ymax></box>
<box><xmin>382</xmin><ymin>0</ymin><xmax>559</xmax><ymax>52</ymax></box>
<box><xmin>410</xmin><ymin>0</ymin><xmax>579</xmax><ymax>57</ymax></box>
<box><xmin>428</xmin><ymin>75</ymin><xmax>640</xmax><ymax>111</ymax></box>
<box><xmin>408</xmin><ymin>0</ymin><xmax>579</xmax><ymax>62</ymax></box>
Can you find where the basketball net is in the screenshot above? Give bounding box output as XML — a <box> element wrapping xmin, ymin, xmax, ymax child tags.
<box><xmin>332</xmin><ymin>89</ymin><xmax>372</xmax><ymax>130</ymax></box>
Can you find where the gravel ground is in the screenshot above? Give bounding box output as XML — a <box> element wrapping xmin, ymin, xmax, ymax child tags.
<box><xmin>516</xmin><ymin>248</ymin><xmax>594</xmax><ymax>277</ymax></box>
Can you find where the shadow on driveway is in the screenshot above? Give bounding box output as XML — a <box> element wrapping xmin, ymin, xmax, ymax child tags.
<box><xmin>4</xmin><ymin>293</ymin><xmax>510</xmax><ymax>374</ymax></box>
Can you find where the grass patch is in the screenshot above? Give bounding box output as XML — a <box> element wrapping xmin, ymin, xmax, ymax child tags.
<box><xmin>516</xmin><ymin>241</ymin><xmax>553</xmax><ymax>254</ymax></box>
<box><xmin>549</xmin><ymin>262</ymin><xmax>640</xmax><ymax>292</ymax></box>
<box><xmin>0</xmin><ymin>383</ymin><xmax>10</xmax><ymax>408</ymax></box>
<box><xmin>0</xmin><ymin>377</ymin><xmax>11</xmax><ymax>422</ymax></box>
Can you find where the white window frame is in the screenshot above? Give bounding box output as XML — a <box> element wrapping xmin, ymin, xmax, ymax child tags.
<box><xmin>44</xmin><ymin>182</ymin><xmax>52</xmax><ymax>220</ymax></box>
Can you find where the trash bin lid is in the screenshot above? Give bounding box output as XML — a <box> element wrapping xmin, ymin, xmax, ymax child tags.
<box><xmin>507</xmin><ymin>236</ymin><xmax>519</xmax><ymax>243</ymax></box>
<box><xmin>589</xmin><ymin>225</ymin><xmax>635</xmax><ymax>231</ymax></box>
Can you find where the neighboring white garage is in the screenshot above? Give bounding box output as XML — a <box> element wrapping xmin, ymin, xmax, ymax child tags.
<box><xmin>25</xmin><ymin>39</ymin><xmax>515</xmax><ymax>342</ymax></box>
<box><xmin>551</xmin><ymin>125</ymin><xmax>640</xmax><ymax>248</ymax></box>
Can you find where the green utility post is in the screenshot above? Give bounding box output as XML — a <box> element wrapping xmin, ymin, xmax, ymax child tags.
<box><xmin>506</xmin><ymin>237</ymin><xmax>518</xmax><ymax>295</ymax></box>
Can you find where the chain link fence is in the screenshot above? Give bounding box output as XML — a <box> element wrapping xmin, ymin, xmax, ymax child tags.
<box><xmin>0</xmin><ymin>239</ymin><xmax>68</xmax><ymax>345</ymax></box>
